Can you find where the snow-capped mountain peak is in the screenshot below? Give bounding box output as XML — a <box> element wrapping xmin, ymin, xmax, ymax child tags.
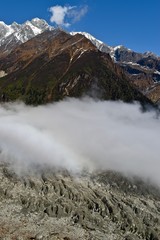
<box><xmin>0</xmin><ymin>18</ymin><xmax>54</xmax><ymax>54</ymax></box>
<box><xmin>71</xmin><ymin>31</ymin><xmax>103</xmax><ymax>44</ymax></box>
<box><xmin>70</xmin><ymin>31</ymin><xmax>111</xmax><ymax>54</ymax></box>
<box><xmin>0</xmin><ymin>21</ymin><xmax>14</xmax><ymax>39</ymax></box>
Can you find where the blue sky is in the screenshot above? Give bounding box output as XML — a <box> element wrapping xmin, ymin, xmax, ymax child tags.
<box><xmin>1</xmin><ymin>0</ymin><xmax>160</xmax><ymax>55</ymax></box>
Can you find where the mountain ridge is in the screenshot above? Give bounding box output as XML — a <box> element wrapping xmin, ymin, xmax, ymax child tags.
<box><xmin>70</xmin><ymin>31</ymin><xmax>160</xmax><ymax>103</ymax></box>
<box><xmin>0</xmin><ymin>28</ymin><xmax>151</xmax><ymax>106</ymax></box>
<box><xmin>0</xmin><ymin>18</ymin><xmax>159</xmax><ymax>105</ymax></box>
<box><xmin>0</xmin><ymin>18</ymin><xmax>160</xmax><ymax>106</ymax></box>
<box><xmin>1</xmin><ymin>18</ymin><xmax>159</xmax><ymax>58</ymax></box>
<box><xmin>0</xmin><ymin>18</ymin><xmax>53</xmax><ymax>57</ymax></box>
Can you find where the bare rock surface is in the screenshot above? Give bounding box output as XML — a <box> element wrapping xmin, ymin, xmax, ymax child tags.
<box><xmin>0</xmin><ymin>162</ymin><xmax>160</xmax><ymax>239</ymax></box>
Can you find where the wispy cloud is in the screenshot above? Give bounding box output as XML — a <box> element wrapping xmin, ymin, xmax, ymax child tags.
<box><xmin>49</xmin><ymin>5</ymin><xmax>88</xmax><ymax>27</ymax></box>
<box><xmin>67</xmin><ymin>5</ymin><xmax>88</xmax><ymax>23</ymax></box>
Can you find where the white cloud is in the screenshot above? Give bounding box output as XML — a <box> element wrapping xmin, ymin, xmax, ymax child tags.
<box><xmin>49</xmin><ymin>5</ymin><xmax>88</xmax><ymax>27</ymax></box>
<box><xmin>0</xmin><ymin>98</ymin><xmax>160</xmax><ymax>187</ymax></box>
<box><xmin>67</xmin><ymin>5</ymin><xmax>88</xmax><ymax>23</ymax></box>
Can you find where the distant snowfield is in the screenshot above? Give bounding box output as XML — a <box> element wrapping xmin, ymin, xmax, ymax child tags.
<box><xmin>0</xmin><ymin>98</ymin><xmax>160</xmax><ymax>186</ymax></box>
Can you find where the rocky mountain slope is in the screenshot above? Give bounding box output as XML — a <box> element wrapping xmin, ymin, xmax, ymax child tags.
<box><xmin>0</xmin><ymin>162</ymin><xmax>160</xmax><ymax>240</ymax></box>
<box><xmin>0</xmin><ymin>28</ymin><xmax>150</xmax><ymax>106</ymax></box>
<box><xmin>71</xmin><ymin>31</ymin><xmax>160</xmax><ymax>104</ymax></box>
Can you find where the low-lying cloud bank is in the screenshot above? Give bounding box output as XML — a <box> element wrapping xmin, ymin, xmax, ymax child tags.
<box><xmin>0</xmin><ymin>98</ymin><xmax>159</xmax><ymax>185</ymax></box>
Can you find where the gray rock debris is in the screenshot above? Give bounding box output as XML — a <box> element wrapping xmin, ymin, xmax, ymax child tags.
<box><xmin>0</xmin><ymin>162</ymin><xmax>160</xmax><ymax>239</ymax></box>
